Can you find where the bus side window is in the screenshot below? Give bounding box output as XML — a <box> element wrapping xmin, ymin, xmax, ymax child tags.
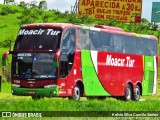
<box><xmin>100</xmin><ymin>32</ymin><xmax>112</xmax><ymax>52</ymax></box>
<box><xmin>112</xmin><ymin>35</ymin><xmax>125</xmax><ymax>53</ymax></box>
<box><xmin>125</xmin><ymin>36</ymin><xmax>137</xmax><ymax>54</ymax></box>
<box><xmin>147</xmin><ymin>38</ymin><xmax>157</xmax><ymax>56</ymax></box>
<box><xmin>78</xmin><ymin>29</ymin><xmax>90</xmax><ymax>50</ymax></box>
<box><xmin>89</xmin><ymin>31</ymin><xmax>100</xmax><ymax>51</ymax></box>
<box><xmin>151</xmin><ymin>40</ymin><xmax>158</xmax><ymax>56</ymax></box>
<box><xmin>60</xmin><ymin>29</ymin><xmax>76</xmax><ymax>78</ymax></box>
<box><xmin>137</xmin><ymin>38</ymin><xmax>147</xmax><ymax>55</ymax></box>
<box><xmin>61</xmin><ymin>29</ymin><xmax>75</xmax><ymax>54</ymax></box>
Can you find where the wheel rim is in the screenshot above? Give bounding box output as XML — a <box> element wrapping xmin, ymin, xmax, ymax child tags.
<box><xmin>135</xmin><ymin>87</ymin><xmax>140</xmax><ymax>100</ymax></box>
<box><xmin>74</xmin><ymin>87</ymin><xmax>80</xmax><ymax>100</ymax></box>
<box><xmin>126</xmin><ymin>87</ymin><xmax>131</xmax><ymax>100</ymax></box>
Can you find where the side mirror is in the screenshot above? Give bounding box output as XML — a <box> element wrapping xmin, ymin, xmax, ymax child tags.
<box><xmin>53</xmin><ymin>61</ymin><xmax>59</xmax><ymax>68</ymax></box>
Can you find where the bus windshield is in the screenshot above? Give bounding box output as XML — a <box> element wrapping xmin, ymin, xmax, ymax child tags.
<box><xmin>12</xmin><ymin>53</ymin><xmax>57</xmax><ymax>79</ymax></box>
<box><xmin>15</xmin><ymin>28</ymin><xmax>62</xmax><ymax>50</ymax></box>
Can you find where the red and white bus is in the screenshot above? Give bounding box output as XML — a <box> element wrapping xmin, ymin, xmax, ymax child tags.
<box><xmin>8</xmin><ymin>23</ymin><xmax>158</xmax><ymax>101</ymax></box>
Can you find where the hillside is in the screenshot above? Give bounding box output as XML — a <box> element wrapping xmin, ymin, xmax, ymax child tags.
<box><xmin>0</xmin><ymin>4</ymin><xmax>160</xmax><ymax>44</ymax></box>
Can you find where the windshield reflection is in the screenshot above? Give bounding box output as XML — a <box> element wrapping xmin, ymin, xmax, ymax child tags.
<box><xmin>12</xmin><ymin>53</ymin><xmax>57</xmax><ymax>79</ymax></box>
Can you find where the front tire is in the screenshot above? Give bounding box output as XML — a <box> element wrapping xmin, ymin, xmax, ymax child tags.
<box><xmin>69</xmin><ymin>85</ymin><xmax>81</xmax><ymax>101</ymax></box>
<box><xmin>133</xmin><ymin>85</ymin><xmax>140</xmax><ymax>101</ymax></box>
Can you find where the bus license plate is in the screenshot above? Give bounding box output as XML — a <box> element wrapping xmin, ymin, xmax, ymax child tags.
<box><xmin>27</xmin><ymin>90</ymin><xmax>35</xmax><ymax>94</ymax></box>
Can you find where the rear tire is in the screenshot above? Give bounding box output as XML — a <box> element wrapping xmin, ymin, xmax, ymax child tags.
<box><xmin>123</xmin><ymin>84</ymin><xmax>132</xmax><ymax>101</ymax></box>
<box><xmin>133</xmin><ymin>85</ymin><xmax>140</xmax><ymax>101</ymax></box>
<box><xmin>68</xmin><ymin>85</ymin><xmax>81</xmax><ymax>101</ymax></box>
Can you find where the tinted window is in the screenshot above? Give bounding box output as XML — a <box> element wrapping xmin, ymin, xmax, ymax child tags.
<box><xmin>77</xmin><ymin>29</ymin><xmax>90</xmax><ymax>49</ymax></box>
<box><xmin>112</xmin><ymin>35</ymin><xmax>125</xmax><ymax>53</ymax></box>
<box><xmin>61</xmin><ymin>28</ymin><xmax>76</xmax><ymax>54</ymax></box>
<box><xmin>137</xmin><ymin>38</ymin><xmax>147</xmax><ymax>55</ymax></box>
<box><xmin>12</xmin><ymin>53</ymin><xmax>57</xmax><ymax>79</ymax></box>
<box><xmin>89</xmin><ymin>30</ymin><xmax>101</xmax><ymax>50</ymax></box>
<box><xmin>78</xmin><ymin>29</ymin><xmax>112</xmax><ymax>51</ymax></box>
<box><xmin>147</xmin><ymin>39</ymin><xmax>157</xmax><ymax>56</ymax></box>
<box><xmin>122</xmin><ymin>36</ymin><xmax>135</xmax><ymax>54</ymax></box>
<box><xmin>78</xmin><ymin>28</ymin><xmax>157</xmax><ymax>56</ymax></box>
<box><xmin>15</xmin><ymin>28</ymin><xmax>62</xmax><ymax>50</ymax></box>
<box><xmin>99</xmin><ymin>32</ymin><xmax>112</xmax><ymax>51</ymax></box>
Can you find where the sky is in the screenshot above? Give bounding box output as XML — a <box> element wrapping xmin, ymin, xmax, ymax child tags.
<box><xmin>0</xmin><ymin>0</ymin><xmax>159</xmax><ymax>21</ymax></box>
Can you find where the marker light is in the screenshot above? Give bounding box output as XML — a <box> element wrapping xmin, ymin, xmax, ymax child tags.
<box><xmin>12</xmin><ymin>84</ymin><xmax>20</xmax><ymax>88</ymax></box>
<box><xmin>44</xmin><ymin>84</ymin><xmax>56</xmax><ymax>88</ymax></box>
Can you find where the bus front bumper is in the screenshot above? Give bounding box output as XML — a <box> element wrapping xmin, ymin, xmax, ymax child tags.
<box><xmin>12</xmin><ymin>86</ymin><xmax>59</xmax><ymax>97</ymax></box>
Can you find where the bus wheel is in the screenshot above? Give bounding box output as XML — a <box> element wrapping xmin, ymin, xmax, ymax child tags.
<box><xmin>133</xmin><ymin>85</ymin><xmax>140</xmax><ymax>101</ymax></box>
<box><xmin>69</xmin><ymin>85</ymin><xmax>81</xmax><ymax>101</ymax></box>
<box><xmin>123</xmin><ymin>84</ymin><xmax>132</xmax><ymax>101</ymax></box>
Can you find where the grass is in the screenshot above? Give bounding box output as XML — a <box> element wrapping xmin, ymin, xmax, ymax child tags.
<box><xmin>0</xmin><ymin>53</ymin><xmax>159</xmax><ymax>118</ymax></box>
<box><xmin>0</xmin><ymin>82</ymin><xmax>160</xmax><ymax>112</ymax></box>
<box><xmin>0</xmin><ymin>6</ymin><xmax>20</xmax><ymax>42</ymax></box>
<box><xmin>0</xmin><ymin>82</ymin><xmax>160</xmax><ymax>120</ymax></box>
<box><xmin>0</xmin><ymin>97</ymin><xmax>159</xmax><ymax>111</ymax></box>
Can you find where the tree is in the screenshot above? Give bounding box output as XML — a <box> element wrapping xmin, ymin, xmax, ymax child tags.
<box><xmin>39</xmin><ymin>0</ymin><xmax>47</xmax><ymax>10</ymax></box>
<box><xmin>6</xmin><ymin>0</ymin><xmax>14</xmax><ymax>4</ymax></box>
<box><xmin>19</xmin><ymin>1</ymin><xmax>28</xmax><ymax>8</ymax></box>
<box><xmin>141</xmin><ymin>18</ymin><xmax>149</xmax><ymax>24</ymax></box>
<box><xmin>42</xmin><ymin>12</ymin><xmax>50</xmax><ymax>22</ymax></box>
<box><xmin>30</xmin><ymin>0</ymin><xmax>38</xmax><ymax>8</ymax></box>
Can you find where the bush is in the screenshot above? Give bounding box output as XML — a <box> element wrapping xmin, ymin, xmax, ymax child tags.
<box><xmin>0</xmin><ymin>37</ymin><xmax>15</xmax><ymax>48</ymax></box>
<box><xmin>0</xmin><ymin>5</ymin><xmax>18</xmax><ymax>15</ymax></box>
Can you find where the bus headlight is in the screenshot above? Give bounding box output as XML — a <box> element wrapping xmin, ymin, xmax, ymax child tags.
<box><xmin>44</xmin><ymin>84</ymin><xmax>56</xmax><ymax>88</ymax></box>
<box><xmin>12</xmin><ymin>84</ymin><xmax>20</xmax><ymax>88</ymax></box>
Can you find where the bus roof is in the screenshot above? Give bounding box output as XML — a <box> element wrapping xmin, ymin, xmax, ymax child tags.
<box><xmin>80</xmin><ymin>24</ymin><xmax>158</xmax><ymax>41</ymax></box>
<box><xmin>94</xmin><ymin>25</ymin><xmax>124</xmax><ymax>32</ymax></box>
<box><xmin>21</xmin><ymin>23</ymin><xmax>80</xmax><ymax>29</ymax></box>
<box><xmin>21</xmin><ymin>23</ymin><xmax>158</xmax><ymax>41</ymax></box>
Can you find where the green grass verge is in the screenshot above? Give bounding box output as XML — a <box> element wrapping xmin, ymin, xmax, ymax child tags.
<box><xmin>0</xmin><ymin>82</ymin><xmax>160</xmax><ymax>112</ymax></box>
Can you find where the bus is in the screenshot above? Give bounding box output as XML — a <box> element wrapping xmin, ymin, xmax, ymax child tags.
<box><xmin>7</xmin><ymin>23</ymin><xmax>158</xmax><ymax>101</ymax></box>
